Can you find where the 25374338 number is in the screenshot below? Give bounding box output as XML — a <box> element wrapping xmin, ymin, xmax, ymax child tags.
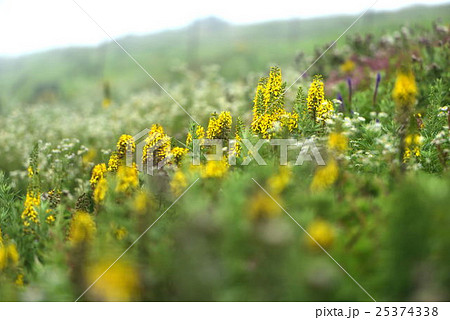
<box><xmin>375</xmin><ymin>307</ymin><xmax>438</xmax><ymax>317</ymax></box>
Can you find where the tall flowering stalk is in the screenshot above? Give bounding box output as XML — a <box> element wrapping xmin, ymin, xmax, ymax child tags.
<box><xmin>108</xmin><ymin>134</ymin><xmax>135</xmax><ymax>172</ymax></box>
<box><xmin>206</xmin><ymin>111</ymin><xmax>232</xmax><ymax>140</ymax></box>
<box><xmin>251</xmin><ymin>67</ymin><xmax>291</xmax><ymax>138</ymax></box>
<box><xmin>142</xmin><ymin>124</ymin><xmax>171</xmax><ymax>168</ymax></box>
<box><xmin>373</xmin><ymin>72</ymin><xmax>381</xmax><ymax>106</ymax></box>
<box><xmin>186</xmin><ymin>123</ymin><xmax>205</xmax><ymax>149</ymax></box>
<box><xmin>21</xmin><ymin>144</ymin><xmax>41</xmax><ymax>227</ymax></box>
<box><xmin>251</xmin><ymin>67</ymin><xmax>300</xmax><ymax>138</ymax></box>
<box><xmin>392</xmin><ymin>69</ymin><xmax>418</xmax><ymax>170</ymax></box>
<box><xmin>347</xmin><ymin>77</ymin><xmax>353</xmax><ymax>108</ymax></box>
<box><xmin>307</xmin><ymin>75</ymin><xmax>334</xmax><ymax>123</ymax></box>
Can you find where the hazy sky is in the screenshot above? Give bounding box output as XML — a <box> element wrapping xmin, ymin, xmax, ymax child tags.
<box><xmin>0</xmin><ymin>0</ymin><xmax>448</xmax><ymax>56</ymax></box>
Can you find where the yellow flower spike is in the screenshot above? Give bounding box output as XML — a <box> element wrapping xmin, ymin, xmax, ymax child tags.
<box><xmin>307</xmin><ymin>75</ymin><xmax>325</xmax><ymax>116</ymax></box>
<box><xmin>0</xmin><ymin>243</ymin><xmax>20</xmax><ymax>270</ymax></box>
<box><xmin>201</xmin><ymin>159</ymin><xmax>229</xmax><ymax>179</ymax></box>
<box><xmin>286</xmin><ymin>111</ymin><xmax>299</xmax><ymax>132</ymax></box>
<box><xmin>21</xmin><ymin>191</ymin><xmax>41</xmax><ymax>226</ymax></box>
<box><xmin>90</xmin><ymin>163</ymin><xmax>107</xmax><ymax>188</ymax></box>
<box><xmin>392</xmin><ymin>70</ymin><xmax>417</xmax><ymax>109</ymax></box>
<box><xmin>310</xmin><ymin>160</ymin><xmax>339</xmax><ymax>192</ymax></box>
<box><xmin>133</xmin><ymin>191</ymin><xmax>152</xmax><ymax>214</ymax></box>
<box><xmin>328</xmin><ymin>132</ymin><xmax>348</xmax><ymax>153</ymax></box>
<box><xmin>251</xmin><ymin>67</ymin><xmax>289</xmax><ymax>137</ymax></box>
<box><xmin>93</xmin><ymin>177</ymin><xmax>108</xmax><ymax>204</ymax></box>
<box><xmin>142</xmin><ymin>124</ymin><xmax>171</xmax><ymax>166</ymax></box>
<box><xmin>116</xmin><ymin>135</ymin><xmax>135</xmax><ymax>158</ymax></box>
<box><xmin>115</xmin><ymin>165</ymin><xmax>139</xmax><ymax>193</ymax></box>
<box><xmin>170</xmin><ymin>170</ymin><xmax>188</xmax><ymax>196</ymax></box>
<box><xmin>186</xmin><ymin>125</ymin><xmax>205</xmax><ymax>146</ymax></box>
<box><xmin>107</xmin><ymin>152</ymin><xmax>120</xmax><ymax>172</ymax></box>
<box><xmin>206</xmin><ymin>111</ymin><xmax>232</xmax><ymax>140</ymax></box>
<box><xmin>27</xmin><ymin>166</ymin><xmax>34</xmax><ymax>178</ymax></box>
<box><xmin>69</xmin><ymin>211</ymin><xmax>96</xmax><ymax>245</ymax></box>
<box><xmin>306</xmin><ymin>219</ymin><xmax>335</xmax><ymax>250</ymax></box>
<box><xmin>230</xmin><ymin>133</ymin><xmax>243</xmax><ymax>157</ymax></box>
<box><xmin>263</xmin><ymin>66</ymin><xmax>283</xmax><ymax>108</ymax></box>
<box><xmin>306</xmin><ymin>75</ymin><xmax>334</xmax><ymax>123</ymax></box>
<box><xmin>86</xmin><ymin>260</ymin><xmax>139</xmax><ymax>301</ymax></box>
<box><xmin>6</xmin><ymin>244</ymin><xmax>19</xmax><ymax>265</ymax></box>
<box><xmin>171</xmin><ymin>147</ymin><xmax>189</xmax><ymax>166</ymax></box>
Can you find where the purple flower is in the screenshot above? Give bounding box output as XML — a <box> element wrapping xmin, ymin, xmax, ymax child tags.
<box><xmin>347</xmin><ymin>77</ymin><xmax>353</xmax><ymax>107</ymax></box>
<box><xmin>373</xmin><ymin>72</ymin><xmax>381</xmax><ymax>106</ymax></box>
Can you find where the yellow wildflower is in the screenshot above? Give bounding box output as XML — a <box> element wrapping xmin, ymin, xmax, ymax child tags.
<box><xmin>114</xmin><ymin>227</ymin><xmax>127</xmax><ymax>240</ymax></box>
<box><xmin>263</xmin><ymin>66</ymin><xmax>284</xmax><ymax>108</ymax></box>
<box><xmin>133</xmin><ymin>191</ymin><xmax>152</xmax><ymax>214</ymax></box>
<box><xmin>328</xmin><ymin>132</ymin><xmax>348</xmax><ymax>153</ymax></box>
<box><xmin>251</xmin><ymin>67</ymin><xmax>287</xmax><ymax>138</ymax></box>
<box><xmin>102</xmin><ymin>97</ymin><xmax>111</xmax><ymax>109</ymax></box>
<box><xmin>171</xmin><ymin>147</ymin><xmax>189</xmax><ymax>166</ymax></box>
<box><xmin>142</xmin><ymin>124</ymin><xmax>171</xmax><ymax>167</ymax></box>
<box><xmin>307</xmin><ymin>75</ymin><xmax>334</xmax><ymax>123</ymax></box>
<box><xmin>116</xmin><ymin>134</ymin><xmax>135</xmax><ymax>158</ymax></box>
<box><xmin>16</xmin><ymin>274</ymin><xmax>24</xmax><ymax>287</ymax></box>
<box><xmin>45</xmin><ymin>209</ymin><xmax>56</xmax><ymax>224</ymax></box>
<box><xmin>392</xmin><ymin>71</ymin><xmax>417</xmax><ymax>109</ymax></box>
<box><xmin>248</xmin><ymin>191</ymin><xmax>282</xmax><ymax>220</ymax></box>
<box><xmin>231</xmin><ymin>133</ymin><xmax>242</xmax><ymax>157</ymax></box>
<box><xmin>170</xmin><ymin>170</ymin><xmax>188</xmax><ymax>196</ymax></box>
<box><xmin>306</xmin><ymin>219</ymin><xmax>335</xmax><ymax>250</ymax></box>
<box><xmin>340</xmin><ymin>59</ymin><xmax>355</xmax><ymax>73</ymax></box>
<box><xmin>86</xmin><ymin>260</ymin><xmax>139</xmax><ymax>301</ymax></box>
<box><xmin>7</xmin><ymin>244</ymin><xmax>19</xmax><ymax>265</ymax></box>
<box><xmin>82</xmin><ymin>149</ymin><xmax>97</xmax><ymax>166</ymax></box>
<box><xmin>90</xmin><ymin>163</ymin><xmax>107</xmax><ymax>188</ymax></box>
<box><xmin>21</xmin><ymin>191</ymin><xmax>41</xmax><ymax>226</ymax></box>
<box><xmin>27</xmin><ymin>166</ymin><xmax>34</xmax><ymax>178</ymax></box>
<box><xmin>201</xmin><ymin>159</ymin><xmax>229</xmax><ymax>179</ymax></box>
<box><xmin>107</xmin><ymin>152</ymin><xmax>120</xmax><ymax>172</ymax></box>
<box><xmin>186</xmin><ymin>125</ymin><xmax>205</xmax><ymax>146</ymax></box>
<box><xmin>286</xmin><ymin>111</ymin><xmax>299</xmax><ymax>132</ymax></box>
<box><xmin>310</xmin><ymin>160</ymin><xmax>339</xmax><ymax>192</ymax></box>
<box><xmin>268</xmin><ymin>166</ymin><xmax>292</xmax><ymax>194</ymax></box>
<box><xmin>69</xmin><ymin>211</ymin><xmax>96</xmax><ymax>245</ymax></box>
<box><xmin>403</xmin><ymin>133</ymin><xmax>422</xmax><ymax>162</ymax></box>
<box><xmin>115</xmin><ymin>165</ymin><xmax>139</xmax><ymax>193</ymax></box>
<box><xmin>307</xmin><ymin>75</ymin><xmax>325</xmax><ymax>117</ymax></box>
<box><xmin>206</xmin><ymin>111</ymin><xmax>232</xmax><ymax>140</ymax></box>
<box><xmin>93</xmin><ymin>177</ymin><xmax>108</xmax><ymax>203</ymax></box>
<box><xmin>0</xmin><ymin>243</ymin><xmax>19</xmax><ymax>270</ymax></box>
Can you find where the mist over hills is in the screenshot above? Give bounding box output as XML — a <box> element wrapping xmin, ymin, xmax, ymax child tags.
<box><xmin>0</xmin><ymin>3</ymin><xmax>448</xmax><ymax>107</ymax></box>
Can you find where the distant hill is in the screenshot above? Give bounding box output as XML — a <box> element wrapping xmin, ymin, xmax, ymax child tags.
<box><xmin>0</xmin><ymin>3</ymin><xmax>449</xmax><ymax>107</ymax></box>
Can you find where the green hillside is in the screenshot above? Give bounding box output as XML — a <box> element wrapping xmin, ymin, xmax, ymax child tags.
<box><xmin>0</xmin><ymin>3</ymin><xmax>449</xmax><ymax>108</ymax></box>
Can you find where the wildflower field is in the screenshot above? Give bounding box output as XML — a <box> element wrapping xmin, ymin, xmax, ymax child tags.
<box><xmin>0</xmin><ymin>16</ymin><xmax>449</xmax><ymax>302</ymax></box>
